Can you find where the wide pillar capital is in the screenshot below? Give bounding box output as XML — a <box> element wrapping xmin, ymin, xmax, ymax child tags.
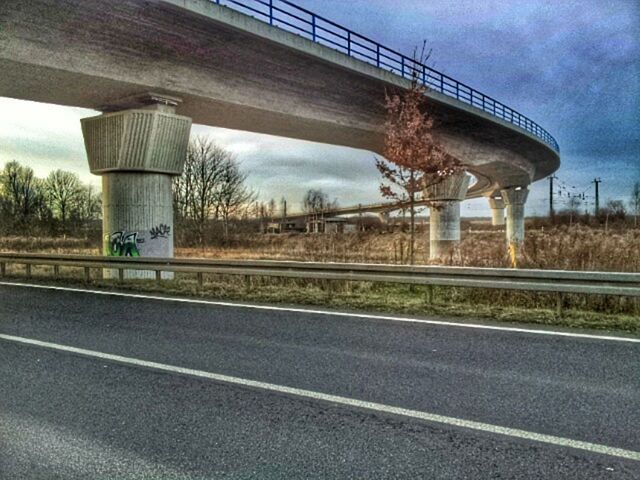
<box><xmin>487</xmin><ymin>194</ymin><xmax>506</xmax><ymax>226</ymax></box>
<box><xmin>81</xmin><ymin>93</ymin><xmax>192</xmax><ymax>176</ymax></box>
<box><xmin>487</xmin><ymin>195</ymin><xmax>505</xmax><ymax>210</ymax></box>
<box><xmin>500</xmin><ymin>186</ymin><xmax>529</xmax><ymax>206</ymax></box>
<box><xmin>423</xmin><ymin>172</ymin><xmax>471</xmax><ymax>202</ymax></box>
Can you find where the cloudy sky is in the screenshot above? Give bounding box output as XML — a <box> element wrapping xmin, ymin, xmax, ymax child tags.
<box><xmin>1</xmin><ymin>0</ymin><xmax>638</xmax><ymax>215</ymax></box>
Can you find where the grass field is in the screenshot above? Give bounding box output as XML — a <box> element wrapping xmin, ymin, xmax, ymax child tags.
<box><xmin>3</xmin><ymin>223</ymin><xmax>638</xmax><ymax>272</ymax></box>
<box><xmin>1</xmin><ymin>223</ymin><xmax>638</xmax><ymax>332</ymax></box>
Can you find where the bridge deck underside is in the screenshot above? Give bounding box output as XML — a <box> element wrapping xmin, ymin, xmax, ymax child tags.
<box><xmin>0</xmin><ymin>0</ymin><xmax>559</xmax><ymax>198</ymax></box>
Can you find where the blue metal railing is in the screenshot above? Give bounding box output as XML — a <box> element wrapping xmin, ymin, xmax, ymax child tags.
<box><xmin>211</xmin><ymin>0</ymin><xmax>560</xmax><ymax>153</ymax></box>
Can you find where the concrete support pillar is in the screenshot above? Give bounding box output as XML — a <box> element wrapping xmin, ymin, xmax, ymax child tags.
<box><xmin>378</xmin><ymin>211</ymin><xmax>390</xmax><ymax>224</ymax></box>
<box><xmin>81</xmin><ymin>94</ymin><xmax>192</xmax><ymax>278</ymax></box>
<box><xmin>501</xmin><ymin>186</ymin><xmax>529</xmax><ymax>245</ymax></box>
<box><xmin>487</xmin><ymin>195</ymin><xmax>505</xmax><ymax>226</ymax></box>
<box><xmin>424</xmin><ymin>172</ymin><xmax>471</xmax><ymax>260</ymax></box>
<box><xmin>378</xmin><ymin>211</ymin><xmax>390</xmax><ymax>230</ymax></box>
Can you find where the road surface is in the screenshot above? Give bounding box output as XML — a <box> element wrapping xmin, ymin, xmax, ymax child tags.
<box><xmin>1</xmin><ymin>281</ymin><xmax>638</xmax><ymax>479</ymax></box>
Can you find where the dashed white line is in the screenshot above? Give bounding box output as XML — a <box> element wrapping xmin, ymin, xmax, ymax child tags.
<box><xmin>1</xmin><ymin>280</ymin><xmax>638</xmax><ymax>343</ymax></box>
<box><xmin>1</xmin><ymin>333</ymin><xmax>638</xmax><ymax>461</ymax></box>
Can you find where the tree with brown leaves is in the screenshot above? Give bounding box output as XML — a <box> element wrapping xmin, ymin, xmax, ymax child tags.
<box><xmin>377</xmin><ymin>74</ymin><xmax>460</xmax><ymax>264</ymax></box>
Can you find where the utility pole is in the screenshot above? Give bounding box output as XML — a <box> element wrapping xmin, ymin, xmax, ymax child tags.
<box><xmin>548</xmin><ymin>175</ymin><xmax>557</xmax><ymax>219</ymax></box>
<box><xmin>593</xmin><ymin>178</ymin><xmax>602</xmax><ymax>215</ymax></box>
<box><xmin>281</xmin><ymin>198</ymin><xmax>287</xmax><ymax>233</ymax></box>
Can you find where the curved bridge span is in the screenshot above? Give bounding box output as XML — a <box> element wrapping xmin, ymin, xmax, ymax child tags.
<box><xmin>0</xmin><ymin>0</ymin><xmax>560</xmax><ymax>261</ymax></box>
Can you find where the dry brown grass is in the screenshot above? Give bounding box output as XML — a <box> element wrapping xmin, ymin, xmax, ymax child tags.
<box><xmin>2</xmin><ymin>224</ymin><xmax>638</xmax><ymax>326</ymax></box>
<box><xmin>2</xmin><ymin>224</ymin><xmax>638</xmax><ymax>272</ymax></box>
<box><xmin>0</xmin><ymin>236</ymin><xmax>99</xmax><ymax>255</ymax></box>
<box><xmin>173</xmin><ymin>224</ymin><xmax>640</xmax><ymax>273</ymax></box>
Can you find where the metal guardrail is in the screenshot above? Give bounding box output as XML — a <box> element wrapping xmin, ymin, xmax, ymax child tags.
<box><xmin>211</xmin><ymin>0</ymin><xmax>560</xmax><ymax>153</ymax></box>
<box><xmin>1</xmin><ymin>253</ymin><xmax>638</xmax><ymax>298</ymax></box>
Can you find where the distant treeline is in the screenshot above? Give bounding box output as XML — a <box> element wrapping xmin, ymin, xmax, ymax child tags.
<box><xmin>0</xmin><ymin>161</ymin><xmax>101</xmax><ymax>238</ymax></box>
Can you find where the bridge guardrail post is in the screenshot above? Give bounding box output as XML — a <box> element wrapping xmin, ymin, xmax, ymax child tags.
<box><xmin>211</xmin><ymin>0</ymin><xmax>559</xmax><ymax>152</ymax></box>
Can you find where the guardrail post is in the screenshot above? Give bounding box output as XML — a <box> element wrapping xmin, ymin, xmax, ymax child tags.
<box><xmin>269</xmin><ymin>0</ymin><xmax>273</xmax><ymax>25</ymax></box>
<box><xmin>197</xmin><ymin>272</ymin><xmax>204</xmax><ymax>288</ymax></box>
<box><xmin>0</xmin><ymin>262</ymin><xmax>5</xmax><ymax>277</ymax></box>
<box><xmin>53</xmin><ymin>264</ymin><xmax>60</xmax><ymax>279</ymax></box>
<box><xmin>311</xmin><ymin>15</ymin><xmax>316</xmax><ymax>41</ymax></box>
<box><xmin>347</xmin><ymin>31</ymin><xmax>351</xmax><ymax>55</ymax></box>
<box><xmin>244</xmin><ymin>274</ymin><xmax>251</xmax><ymax>293</ymax></box>
<box><xmin>118</xmin><ymin>268</ymin><xmax>124</xmax><ymax>282</ymax></box>
<box><xmin>555</xmin><ymin>292</ymin><xmax>564</xmax><ymax>318</ymax></box>
<box><xmin>323</xmin><ymin>278</ymin><xmax>333</xmax><ymax>297</ymax></box>
<box><xmin>376</xmin><ymin>44</ymin><xmax>380</xmax><ymax>67</ymax></box>
<box><xmin>425</xmin><ymin>285</ymin><xmax>434</xmax><ymax>304</ymax></box>
<box><xmin>25</xmin><ymin>263</ymin><xmax>31</xmax><ymax>279</ymax></box>
<box><xmin>84</xmin><ymin>267</ymin><xmax>91</xmax><ymax>282</ymax></box>
<box><xmin>156</xmin><ymin>270</ymin><xmax>162</xmax><ymax>283</ymax></box>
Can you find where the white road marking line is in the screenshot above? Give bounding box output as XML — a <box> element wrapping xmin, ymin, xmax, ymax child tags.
<box><xmin>2</xmin><ymin>333</ymin><xmax>639</xmax><ymax>462</ymax></box>
<box><xmin>0</xmin><ymin>280</ymin><xmax>639</xmax><ymax>343</ymax></box>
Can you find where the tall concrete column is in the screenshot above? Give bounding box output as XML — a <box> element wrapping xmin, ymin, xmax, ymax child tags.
<box><xmin>81</xmin><ymin>94</ymin><xmax>192</xmax><ymax>278</ymax></box>
<box><xmin>424</xmin><ymin>172</ymin><xmax>471</xmax><ymax>260</ymax></box>
<box><xmin>487</xmin><ymin>195</ymin><xmax>505</xmax><ymax>226</ymax></box>
<box><xmin>501</xmin><ymin>186</ymin><xmax>529</xmax><ymax>245</ymax></box>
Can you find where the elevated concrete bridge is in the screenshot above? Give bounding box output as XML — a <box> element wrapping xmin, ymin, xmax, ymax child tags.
<box><xmin>0</xmin><ymin>0</ymin><xmax>560</xmax><ymax>265</ymax></box>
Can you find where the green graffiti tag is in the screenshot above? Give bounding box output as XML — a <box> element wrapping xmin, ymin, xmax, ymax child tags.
<box><xmin>105</xmin><ymin>231</ymin><xmax>142</xmax><ymax>257</ymax></box>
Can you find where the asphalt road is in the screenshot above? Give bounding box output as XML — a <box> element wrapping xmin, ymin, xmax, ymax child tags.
<box><xmin>0</xmin><ymin>281</ymin><xmax>638</xmax><ymax>479</ymax></box>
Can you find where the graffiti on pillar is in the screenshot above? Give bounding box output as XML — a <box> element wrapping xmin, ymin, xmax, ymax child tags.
<box><xmin>149</xmin><ymin>224</ymin><xmax>171</xmax><ymax>239</ymax></box>
<box><xmin>106</xmin><ymin>231</ymin><xmax>144</xmax><ymax>257</ymax></box>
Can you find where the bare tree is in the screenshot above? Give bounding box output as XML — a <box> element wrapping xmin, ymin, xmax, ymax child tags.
<box><xmin>302</xmin><ymin>189</ymin><xmax>329</xmax><ymax>215</ymax></box>
<box><xmin>0</xmin><ymin>161</ymin><xmax>41</xmax><ymax>231</ymax></box>
<box><xmin>376</xmin><ymin>45</ymin><xmax>460</xmax><ymax>263</ymax></box>
<box><xmin>566</xmin><ymin>195</ymin><xmax>582</xmax><ymax>226</ymax></box>
<box><xmin>302</xmin><ymin>188</ymin><xmax>337</xmax><ymax>231</ymax></box>
<box><xmin>173</xmin><ymin>136</ymin><xmax>229</xmax><ymax>246</ymax></box>
<box><xmin>72</xmin><ymin>184</ymin><xmax>102</xmax><ymax>226</ymax></box>
<box><xmin>44</xmin><ymin>170</ymin><xmax>83</xmax><ymax>234</ymax></box>
<box><xmin>267</xmin><ymin>198</ymin><xmax>277</xmax><ymax>221</ymax></box>
<box><xmin>217</xmin><ymin>160</ymin><xmax>255</xmax><ymax>239</ymax></box>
